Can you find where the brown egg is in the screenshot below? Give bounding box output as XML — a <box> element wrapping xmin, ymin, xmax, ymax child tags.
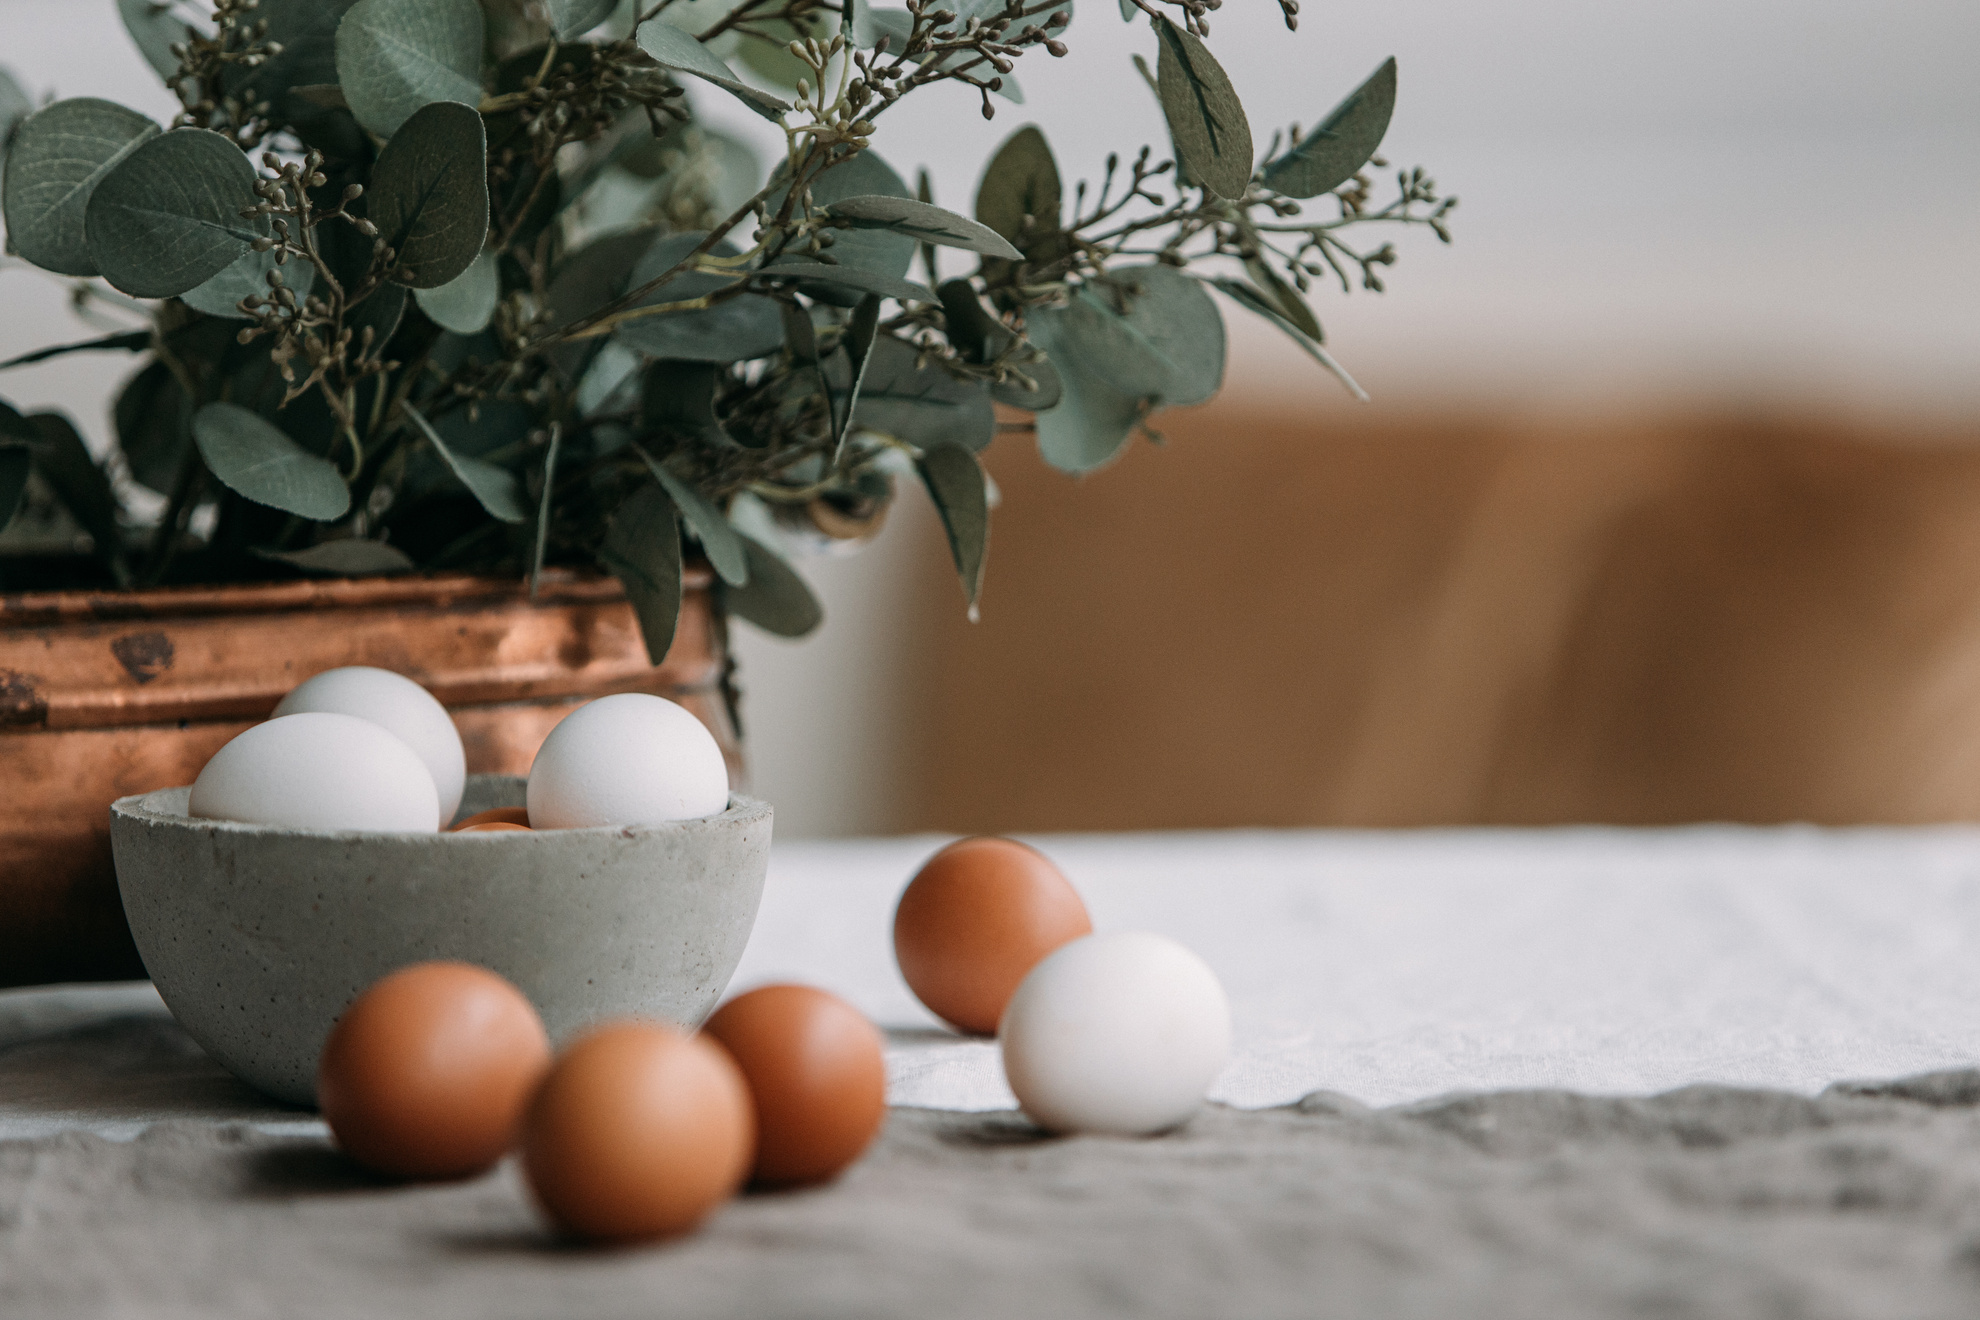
<box><xmin>702</xmin><ymin>985</ymin><xmax>887</xmax><ymax>1187</ymax></box>
<box><xmin>318</xmin><ymin>961</ymin><xmax>551</xmax><ymax>1180</ymax></box>
<box><xmin>451</xmin><ymin>807</ymin><xmax>531</xmax><ymax>831</ymax></box>
<box><xmin>893</xmin><ymin>836</ymin><xmax>1093</xmax><ymax>1036</ymax></box>
<box><xmin>456</xmin><ymin>821</ymin><xmax>531</xmax><ymax>833</ymax></box>
<box><xmin>522</xmin><ymin>1021</ymin><xmax>754</xmax><ymax>1241</ymax></box>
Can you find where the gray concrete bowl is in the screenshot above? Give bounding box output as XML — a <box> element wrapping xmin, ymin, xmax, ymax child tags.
<box><xmin>109</xmin><ymin>774</ymin><xmax>772</xmax><ymax>1106</ymax></box>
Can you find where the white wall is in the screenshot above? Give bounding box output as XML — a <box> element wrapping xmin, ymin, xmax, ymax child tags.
<box><xmin>4</xmin><ymin>1</ymin><xmax>1975</xmax><ymax>835</ymax></box>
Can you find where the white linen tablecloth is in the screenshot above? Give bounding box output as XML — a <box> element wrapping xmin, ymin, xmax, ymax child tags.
<box><xmin>735</xmin><ymin>825</ymin><xmax>1980</xmax><ymax>1112</ymax></box>
<box><xmin>10</xmin><ymin>824</ymin><xmax>1980</xmax><ymax>1139</ymax></box>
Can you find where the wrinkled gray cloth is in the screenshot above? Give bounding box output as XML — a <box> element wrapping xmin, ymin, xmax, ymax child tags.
<box><xmin>6</xmin><ymin>1010</ymin><xmax>1980</xmax><ymax>1319</ymax></box>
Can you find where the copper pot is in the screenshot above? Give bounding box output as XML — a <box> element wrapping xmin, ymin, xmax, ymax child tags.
<box><xmin>0</xmin><ymin>568</ymin><xmax>735</xmax><ymax>988</ymax></box>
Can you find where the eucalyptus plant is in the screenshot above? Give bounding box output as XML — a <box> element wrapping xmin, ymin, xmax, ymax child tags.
<box><xmin>0</xmin><ymin>0</ymin><xmax>1452</xmax><ymax>660</ymax></box>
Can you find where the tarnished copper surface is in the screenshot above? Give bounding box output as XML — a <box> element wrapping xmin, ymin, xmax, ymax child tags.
<box><xmin>0</xmin><ymin>570</ymin><xmax>731</xmax><ymax>988</ymax></box>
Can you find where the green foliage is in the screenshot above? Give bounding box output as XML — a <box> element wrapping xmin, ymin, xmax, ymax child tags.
<box><xmin>413</xmin><ymin>248</ymin><xmax>500</xmax><ymax>333</ymax></box>
<box><xmin>116</xmin><ymin>0</ymin><xmax>192</xmax><ymax>82</ymax></box>
<box><xmin>617</xmin><ymin>232</ymin><xmax>784</xmax><ymax>361</ymax></box>
<box><xmin>405</xmin><ymin>404</ymin><xmax>528</xmax><ymax>523</ymax></box>
<box><xmin>2</xmin><ymin>99</ymin><xmax>158</xmax><ymax>277</ymax></box>
<box><xmin>335</xmin><ymin>0</ymin><xmax>483</xmax><ymax>137</ymax></box>
<box><xmin>0</xmin><ymin>0</ymin><xmax>1452</xmax><ymax>642</ymax></box>
<box><xmin>546</xmin><ymin>0</ymin><xmax>618</xmax><ymax>42</ymax></box>
<box><xmin>917</xmin><ymin>441</ymin><xmax>989</xmax><ymax>612</ymax></box>
<box><xmin>826</xmin><ymin>195</ymin><xmax>1022</xmax><ymax>260</ymax></box>
<box><xmin>1152</xmin><ymin>16</ymin><xmax>1252</xmax><ymax>200</ymax></box>
<box><xmin>600</xmin><ymin>482</ymin><xmax>684</xmax><ymax>664</ymax></box>
<box><xmin>640</xmin><ymin>448</ymin><xmax>750</xmax><ymax>587</ymax></box>
<box><xmin>183</xmin><ymin>246</ymin><xmax>317</xmax><ymax>320</ymax></box>
<box><xmin>365</xmin><ymin>100</ymin><xmax>490</xmax><ymax>288</ymax></box>
<box><xmin>193</xmin><ymin>402</ymin><xmax>351</xmax><ymax>520</ymax></box>
<box><xmin>86</xmin><ymin>129</ymin><xmax>263</xmax><ymax>298</ymax></box>
<box><xmin>257</xmin><ymin>540</ymin><xmax>416</xmax><ymax>574</ymax></box>
<box><xmin>722</xmin><ymin>535</ymin><xmax>823</xmax><ymax>637</ymax></box>
<box><xmin>1261</xmin><ymin>58</ymin><xmax>1396</xmax><ymax>200</ymax></box>
<box><xmin>635</xmin><ymin>18</ymin><xmax>791</xmax><ymax>122</ymax></box>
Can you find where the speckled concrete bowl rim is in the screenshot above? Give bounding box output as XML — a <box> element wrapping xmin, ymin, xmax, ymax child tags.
<box><xmin>110</xmin><ymin>784</ymin><xmax>769</xmax><ymax>840</ymax></box>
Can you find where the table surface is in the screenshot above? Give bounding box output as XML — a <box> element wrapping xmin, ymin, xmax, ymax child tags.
<box><xmin>11</xmin><ymin>825</ymin><xmax>1980</xmax><ymax>1318</ymax></box>
<box><xmin>15</xmin><ymin>823</ymin><xmax>1980</xmax><ymax>1136</ymax></box>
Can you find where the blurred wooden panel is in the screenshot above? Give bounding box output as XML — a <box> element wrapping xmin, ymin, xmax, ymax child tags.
<box><xmin>902</xmin><ymin>401</ymin><xmax>1980</xmax><ymax>830</ymax></box>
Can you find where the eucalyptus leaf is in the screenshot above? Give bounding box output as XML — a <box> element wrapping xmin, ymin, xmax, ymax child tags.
<box><xmin>1243</xmin><ymin>254</ymin><xmax>1321</xmax><ymax>341</ymax></box>
<box><xmin>723</xmin><ymin>533</ymin><xmax>822</xmax><ymax>637</ymax></box>
<box><xmin>404</xmin><ymin>402</ymin><xmax>528</xmax><ymax>522</ymax></box>
<box><xmin>833</xmin><ymin>293</ymin><xmax>882</xmax><ymax>457</ymax></box>
<box><xmin>1108</xmin><ymin>263</ymin><xmax>1224</xmax><ymax>407</ymax></box>
<box><xmin>413</xmin><ymin>247</ymin><xmax>500</xmax><ymax>333</ymax></box>
<box><xmin>1117</xmin><ymin>0</ymin><xmax>1135</xmax><ymax>17</ymax></box>
<box><xmin>766</xmin><ymin>151</ymin><xmax>916</xmax><ymax>298</ymax></box>
<box><xmin>85</xmin><ymin>129</ymin><xmax>262</xmax><ymax>299</ymax></box>
<box><xmin>600</xmin><ymin>482</ymin><xmax>683</xmax><ymax>664</ymax></box>
<box><xmin>974</xmin><ymin>125</ymin><xmax>1061</xmax><ymax>248</ymax></box>
<box><xmin>192</xmin><ymin>401</ymin><xmax>351</xmax><ymax>520</ymax></box>
<box><xmin>114</xmin><ymin>360</ymin><xmax>188</xmax><ymax>494</ymax></box>
<box><xmin>637</xmin><ymin>447</ymin><xmax>748</xmax><ymax>587</ymax></box>
<box><xmin>544</xmin><ymin>224</ymin><xmax>657</xmax><ymax>378</ymax></box>
<box><xmin>780</xmin><ymin>301</ymin><xmax>819</xmax><ymax>364</ymax></box>
<box><xmin>1153</xmin><ymin>15</ymin><xmax>1253</xmax><ymax>200</ymax></box>
<box><xmin>822</xmin><ymin>337</ymin><xmax>995</xmax><ymax>451</ymax></box>
<box><xmin>1</xmin><ymin>98</ymin><xmax>158</xmax><ymax>277</ymax></box>
<box><xmin>755</xmin><ymin>262</ymin><xmax>933</xmax><ymax>305</ymax></box>
<box><xmin>0</xmin><ymin>444</ymin><xmax>28</xmax><ymax>533</ymax></box>
<box><xmin>117</xmin><ymin>0</ymin><xmax>192</xmax><ymax>82</ymax></box>
<box><xmin>181</xmin><ymin>244</ymin><xmax>317</xmax><ymax>320</ymax></box>
<box><xmin>973</xmin><ymin>125</ymin><xmax>1068</xmax><ymax>284</ymax></box>
<box><xmin>1026</xmin><ymin>290</ymin><xmax>1173</xmax><ymax>471</ymax></box>
<box><xmin>1261</xmin><ymin>57</ymin><xmax>1396</xmax><ymax>200</ymax></box>
<box><xmin>335</xmin><ymin>0</ymin><xmax>484</xmax><ymax>138</ymax></box>
<box><xmin>641</xmin><ymin>360</ymin><xmax>733</xmax><ymax>447</ymax></box>
<box><xmin>618</xmin><ymin>231</ymin><xmax>783</xmax><ymax>362</ymax></box>
<box><xmin>917</xmin><ymin>440</ymin><xmax>988</xmax><ymax>612</ymax></box>
<box><xmin>546</xmin><ymin>0</ymin><xmax>618</xmax><ymax>40</ymax></box>
<box><xmin>256</xmin><ymin>540</ymin><xmax>417</xmax><ymax>575</ymax></box>
<box><xmin>847</xmin><ymin>0</ymin><xmax>883</xmax><ymax>47</ymax></box>
<box><xmin>578</xmin><ymin>341</ymin><xmax>642</xmax><ymax>415</ymax></box>
<box><xmin>826</xmin><ymin>195</ymin><xmax>1022</xmax><ymax>260</ymax></box>
<box><xmin>1208</xmin><ymin>275</ymin><xmax>1367</xmax><ymax>400</ymax></box>
<box><xmin>365</xmin><ymin>101</ymin><xmax>490</xmax><ymax>289</ymax></box>
<box><xmin>635</xmin><ymin>19</ymin><xmax>791</xmax><ymax>122</ymax></box>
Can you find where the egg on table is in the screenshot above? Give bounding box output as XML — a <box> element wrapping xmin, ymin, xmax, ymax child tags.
<box><xmin>892</xmin><ymin>836</ymin><xmax>1093</xmax><ymax>1035</ymax></box>
<box><xmin>999</xmin><ymin>931</ymin><xmax>1232</xmax><ymax>1136</ymax></box>
<box><xmin>274</xmin><ymin>666</ymin><xmax>468</xmax><ymax>823</ymax></box>
<box><xmin>702</xmin><ymin>984</ymin><xmax>887</xmax><ymax>1186</ymax></box>
<box><xmin>189</xmin><ymin>711</ymin><xmax>441</xmax><ymax>832</ymax></box>
<box><xmin>521</xmin><ymin>1021</ymin><xmax>755</xmax><ymax>1241</ymax></box>
<box><xmin>318</xmin><ymin>962</ymin><xmax>551</xmax><ymax>1179</ymax></box>
<box><xmin>527</xmin><ymin>693</ymin><xmax>729</xmax><ymax>829</ymax></box>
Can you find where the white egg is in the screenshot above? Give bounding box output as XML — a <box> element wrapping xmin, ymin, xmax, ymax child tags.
<box><xmin>190</xmin><ymin>712</ymin><xmax>441</xmax><ymax>832</ymax></box>
<box><xmin>272</xmin><ymin>666</ymin><xmax>466</xmax><ymax>823</ymax></box>
<box><xmin>526</xmin><ymin>693</ymin><xmax>729</xmax><ymax>828</ymax></box>
<box><xmin>999</xmin><ymin>931</ymin><xmax>1232</xmax><ymax>1136</ymax></box>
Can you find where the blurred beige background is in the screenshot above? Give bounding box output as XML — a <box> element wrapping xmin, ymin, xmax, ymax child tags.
<box><xmin>3</xmin><ymin>1</ymin><xmax>1975</xmax><ymax>835</ymax></box>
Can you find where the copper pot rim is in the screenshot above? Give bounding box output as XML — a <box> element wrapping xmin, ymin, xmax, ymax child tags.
<box><xmin>0</xmin><ymin>565</ymin><xmax>715</xmax><ymax>628</ymax></box>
